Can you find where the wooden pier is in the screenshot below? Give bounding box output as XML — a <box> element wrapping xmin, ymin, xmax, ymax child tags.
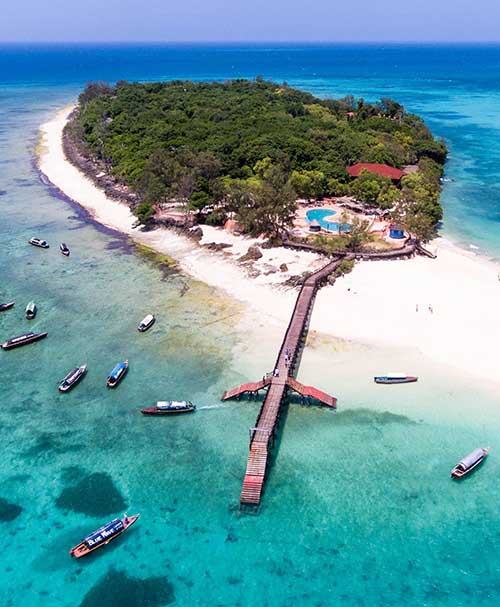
<box><xmin>223</xmin><ymin>255</ymin><xmax>351</xmax><ymax>510</ymax></box>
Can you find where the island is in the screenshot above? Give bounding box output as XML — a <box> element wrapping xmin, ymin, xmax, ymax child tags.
<box><xmin>63</xmin><ymin>78</ymin><xmax>446</xmax><ymax>255</ymax></box>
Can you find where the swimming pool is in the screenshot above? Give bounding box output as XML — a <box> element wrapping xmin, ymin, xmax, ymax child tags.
<box><xmin>306</xmin><ymin>208</ymin><xmax>350</xmax><ymax>232</ymax></box>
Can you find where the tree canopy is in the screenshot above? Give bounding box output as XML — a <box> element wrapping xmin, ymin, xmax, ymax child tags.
<box><xmin>72</xmin><ymin>79</ymin><xmax>447</xmax><ymax>237</ymax></box>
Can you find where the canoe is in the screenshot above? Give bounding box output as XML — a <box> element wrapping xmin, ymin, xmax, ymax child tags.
<box><xmin>451</xmin><ymin>447</ymin><xmax>489</xmax><ymax>479</ymax></box>
<box><xmin>1</xmin><ymin>331</ymin><xmax>48</xmax><ymax>350</ymax></box>
<box><xmin>138</xmin><ymin>314</ymin><xmax>155</xmax><ymax>332</ymax></box>
<box><xmin>70</xmin><ymin>513</ymin><xmax>139</xmax><ymax>558</ymax></box>
<box><xmin>25</xmin><ymin>301</ymin><xmax>37</xmax><ymax>320</ymax></box>
<box><xmin>59</xmin><ymin>364</ymin><xmax>87</xmax><ymax>392</ymax></box>
<box><xmin>0</xmin><ymin>302</ymin><xmax>15</xmax><ymax>312</ymax></box>
<box><xmin>106</xmin><ymin>360</ymin><xmax>129</xmax><ymax>388</ymax></box>
<box><xmin>28</xmin><ymin>237</ymin><xmax>49</xmax><ymax>249</ymax></box>
<box><xmin>374</xmin><ymin>373</ymin><xmax>418</xmax><ymax>384</ymax></box>
<box><xmin>141</xmin><ymin>400</ymin><xmax>196</xmax><ymax>415</ymax></box>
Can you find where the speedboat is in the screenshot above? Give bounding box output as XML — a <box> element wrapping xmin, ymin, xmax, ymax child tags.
<box><xmin>451</xmin><ymin>448</ymin><xmax>489</xmax><ymax>479</ymax></box>
<box><xmin>0</xmin><ymin>302</ymin><xmax>15</xmax><ymax>312</ymax></box>
<box><xmin>60</xmin><ymin>243</ymin><xmax>70</xmax><ymax>256</ymax></box>
<box><xmin>138</xmin><ymin>314</ymin><xmax>155</xmax><ymax>332</ymax></box>
<box><xmin>59</xmin><ymin>364</ymin><xmax>87</xmax><ymax>392</ymax></box>
<box><xmin>69</xmin><ymin>513</ymin><xmax>139</xmax><ymax>558</ymax></box>
<box><xmin>1</xmin><ymin>331</ymin><xmax>48</xmax><ymax>350</ymax></box>
<box><xmin>374</xmin><ymin>373</ymin><xmax>418</xmax><ymax>384</ymax></box>
<box><xmin>106</xmin><ymin>360</ymin><xmax>129</xmax><ymax>388</ymax></box>
<box><xmin>141</xmin><ymin>400</ymin><xmax>196</xmax><ymax>415</ymax></box>
<box><xmin>28</xmin><ymin>237</ymin><xmax>49</xmax><ymax>249</ymax></box>
<box><xmin>25</xmin><ymin>301</ymin><xmax>37</xmax><ymax>320</ymax></box>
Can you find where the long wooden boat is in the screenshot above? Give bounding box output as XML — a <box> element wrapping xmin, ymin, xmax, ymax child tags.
<box><xmin>0</xmin><ymin>302</ymin><xmax>15</xmax><ymax>312</ymax></box>
<box><xmin>138</xmin><ymin>314</ymin><xmax>155</xmax><ymax>332</ymax></box>
<box><xmin>106</xmin><ymin>360</ymin><xmax>128</xmax><ymax>388</ymax></box>
<box><xmin>451</xmin><ymin>447</ymin><xmax>489</xmax><ymax>479</ymax></box>
<box><xmin>141</xmin><ymin>400</ymin><xmax>196</xmax><ymax>415</ymax></box>
<box><xmin>374</xmin><ymin>373</ymin><xmax>418</xmax><ymax>384</ymax></box>
<box><xmin>1</xmin><ymin>331</ymin><xmax>48</xmax><ymax>350</ymax></box>
<box><xmin>59</xmin><ymin>364</ymin><xmax>87</xmax><ymax>392</ymax></box>
<box><xmin>70</xmin><ymin>513</ymin><xmax>139</xmax><ymax>559</ymax></box>
<box><xmin>60</xmin><ymin>242</ymin><xmax>70</xmax><ymax>256</ymax></box>
<box><xmin>28</xmin><ymin>237</ymin><xmax>49</xmax><ymax>249</ymax></box>
<box><xmin>25</xmin><ymin>301</ymin><xmax>37</xmax><ymax>320</ymax></box>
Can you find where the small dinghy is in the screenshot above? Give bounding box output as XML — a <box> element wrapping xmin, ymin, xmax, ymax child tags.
<box><xmin>70</xmin><ymin>513</ymin><xmax>139</xmax><ymax>558</ymax></box>
<box><xmin>25</xmin><ymin>301</ymin><xmax>37</xmax><ymax>320</ymax></box>
<box><xmin>60</xmin><ymin>243</ymin><xmax>70</xmax><ymax>256</ymax></box>
<box><xmin>59</xmin><ymin>364</ymin><xmax>87</xmax><ymax>392</ymax></box>
<box><xmin>0</xmin><ymin>302</ymin><xmax>15</xmax><ymax>312</ymax></box>
<box><xmin>107</xmin><ymin>360</ymin><xmax>128</xmax><ymax>388</ymax></box>
<box><xmin>451</xmin><ymin>447</ymin><xmax>489</xmax><ymax>479</ymax></box>
<box><xmin>141</xmin><ymin>400</ymin><xmax>196</xmax><ymax>415</ymax></box>
<box><xmin>28</xmin><ymin>237</ymin><xmax>49</xmax><ymax>249</ymax></box>
<box><xmin>138</xmin><ymin>314</ymin><xmax>155</xmax><ymax>332</ymax></box>
<box><xmin>374</xmin><ymin>373</ymin><xmax>418</xmax><ymax>384</ymax></box>
<box><xmin>1</xmin><ymin>331</ymin><xmax>48</xmax><ymax>350</ymax></box>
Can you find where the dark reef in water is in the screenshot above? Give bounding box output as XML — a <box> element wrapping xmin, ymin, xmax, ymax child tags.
<box><xmin>56</xmin><ymin>472</ymin><xmax>126</xmax><ymax>516</ymax></box>
<box><xmin>80</xmin><ymin>568</ymin><xmax>175</xmax><ymax>607</ymax></box>
<box><xmin>23</xmin><ymin>431</ymin><xmax>84</xmax><ymax>457</ymax></box>
<box><xmin>0</xmin><ymin>497</ymin><xmax>23</xmax><ymax>522</ymax></box>
<box><xmin>334</xmin><ymin>408</ymin><xmax>417</xmax><ymax>426</ymax></box>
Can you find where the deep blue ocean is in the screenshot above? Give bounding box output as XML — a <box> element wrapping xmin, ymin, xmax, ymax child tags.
<box><xmin>1</xmin><ymin>44</ymin><xmax>500</xmax><ymax>607</ymax></box>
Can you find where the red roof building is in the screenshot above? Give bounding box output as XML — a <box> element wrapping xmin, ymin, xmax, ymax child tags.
<box><xmin>347</xmin><ymin>163</ymin><xmax>405</xmax><ymax>182</ymax></box>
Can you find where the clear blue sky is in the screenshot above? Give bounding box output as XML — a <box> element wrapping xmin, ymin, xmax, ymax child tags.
<box><xmin>2</xmin><ymin>0</ymin><xmax>500</xmax><ymax>42</ymax></box>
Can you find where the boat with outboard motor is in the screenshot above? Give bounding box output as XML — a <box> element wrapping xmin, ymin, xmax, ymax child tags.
<box><xmin>106</xmin><ymin>360</ymin><xmax>128</xmax><ymax>388</ymax></box>
<box><xmin>374</xmin><ymin>373</ymin><xmax>418</xmax><ymax>384</ymax></box>
<box><xmin>141</xmin><ymin>400</ymin><xmax>196</xmax><ymax>415</ymax></box>
<box><xmin>29</xmin><ymin>237</ymin><xmax>49</xmax><ymax>249</ymax></box>
<box><xmin>0</xmin><ymin>302</ymin><xmax>15</xmax><ymax>312</ymax></box>
<box><xmin>59</xmin><ymin>364</ymin><xmax>87</xmax><ymax>392</ymax></box>
<box><xmin>69</xmin><ymin>513</ymin><xmax>139</xmax><ymax>558</ymax></box>
<box><xmin>60</xmin><ymin>243</ymin><xmax>70</xmax><ymax>256</ymax></box>
<box><xmin>138</xmin><ymin>314</ymin><xmax>155</xmax><ymax>332</ymax></box>
<box><xmin>25</xmin><ymin>301</ymin><xmax>37</xmax><ymax>320</ymax></box>
<box><xmin>1</xmin><ymin>331</ymin><xmax>48</xmax><ymax>350</ymax></box>
<box><xmin>451</xmin><ymin>447</ymin><xmax>489</xmax><ymax>479</ymax></box>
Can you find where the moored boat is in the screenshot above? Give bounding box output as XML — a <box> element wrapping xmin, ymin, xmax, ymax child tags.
<box><xmin>60</xmin><ymin>242</ymin><xmax>70</xmax><ymax>256</ymax></box>
<box><xmin>106</xmin><ymin>360</ymin><xmax>128</xmax><ymax>388</ymax></box>
<box><xmin>1</xmin><ymin>331</ymin><xmax>48</xmax><ymax>350</ymax></box>
<box><xmin>25</xmin><ymin>301</ymin><xmax>37</xmax><ymax>320</ymax></box>
<box><xmin>451</xmin><ymin>447</ymin><xmax>489</xmax><ymax>479</ymax></box>
<box><xmin>374</xmin><ymin>373</ymin><xmax>418</xmax><ymax>384</ymax></box>
<box><xmin>69</xmin><ymin>513</ymin><xmax>139</xmax><ymax>558</ymax></box>
<box><xmin>141</xmin><ymin>400</ymin><xmax>196</xmax><ymax>415</ymax></box>
<box><xmin>59</xmin><ymin>364</ymin><xmax>87</xmax><ymax>392</ymax></box>
<box><xmin>28</xmin><ymin>237</ymin><xmax>49</xmax><ymax>249</ymax></box>
<box><xmin>0</xmin><ymin>301</ymin><xmax>15</xmax><ymax>312</ymax></box>
<box><xmin>138</xmin><ymin>314</ymin><xmax>155</xmax><ymax>332</ymax></box>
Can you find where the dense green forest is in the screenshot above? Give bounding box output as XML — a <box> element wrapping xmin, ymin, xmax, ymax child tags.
<box><xmin>68</xmin><ymin>79</ymin><xmax>447</xmax><ymax>240</ymax></box>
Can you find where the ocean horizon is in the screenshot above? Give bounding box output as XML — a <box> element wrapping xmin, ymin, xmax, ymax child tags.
<box><xmin>1</xmin><ymin>43</ymin><xmax>500</xmax><ymax>606</ymax></box>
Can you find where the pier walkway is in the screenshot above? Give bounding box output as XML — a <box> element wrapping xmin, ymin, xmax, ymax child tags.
<box><xmin>223</xmin><ymin>255</ymin><xmax>351</xmax><ymax>510</ymax></box>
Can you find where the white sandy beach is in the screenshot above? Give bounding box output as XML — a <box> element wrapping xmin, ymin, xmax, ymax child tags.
<box><xmin>39</xmin><ymin>106</ymin><xmax>500</xmax><ymax>383</ymax></box>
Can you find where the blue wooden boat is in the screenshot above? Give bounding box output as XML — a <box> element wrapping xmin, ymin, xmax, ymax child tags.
<box><xmin>70</xmin><ymin>513</ymin><xmax>139</xmax><ymax>558</ymax></box>
<box><xmin>106</xmin><ymin>360</ymin><xmax>128</xmax><ymax>388</ymax></box>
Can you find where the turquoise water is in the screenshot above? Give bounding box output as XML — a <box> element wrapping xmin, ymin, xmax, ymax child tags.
<box><xmin>306</xmin><ymin>208</ymin><xmax>350</xmax><ymax>232</ymax></box>
<box><xmin>1</xmin><ymin>45</ymin><xmax>500</xmax><ymax>606</ymax></box>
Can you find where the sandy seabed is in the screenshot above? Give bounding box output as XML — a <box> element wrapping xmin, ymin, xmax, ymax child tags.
<box><xmin>38</xmin><ymin>107</ymin><xmax>500</xmax><ymax>383</ymax></box>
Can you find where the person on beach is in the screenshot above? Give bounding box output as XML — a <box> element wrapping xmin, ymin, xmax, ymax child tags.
<box><xmin>429</xmin><ymin>305</ymin><xmax>433</xmax><ymax>314</ymax></box>
<box><xmin>416</xmin><ymin>304</ymin><xmax>419</xmax><ymax>312</ymax></box>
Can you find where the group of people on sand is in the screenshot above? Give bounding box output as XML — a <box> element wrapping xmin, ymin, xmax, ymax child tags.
<box><xmin>416</xmin><ymin>304</ymin><xmax>434</xmax><ymax>314</ymax></box>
